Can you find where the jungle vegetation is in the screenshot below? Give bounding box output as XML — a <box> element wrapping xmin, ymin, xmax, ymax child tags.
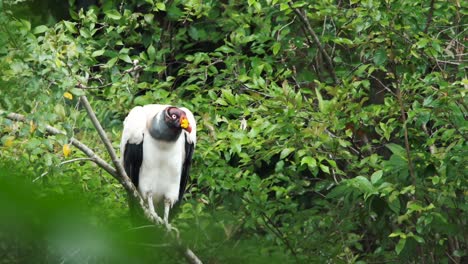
<box><xmin>0</xmin><ymin>0</ymin><xmax>466</xmax><ymax>263</ymax></box>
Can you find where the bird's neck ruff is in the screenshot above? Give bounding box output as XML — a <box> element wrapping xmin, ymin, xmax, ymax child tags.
<box><xmin>148</xmin><ymin>110</ymin><xmax>181</xmax><ymax>142</ymax></box>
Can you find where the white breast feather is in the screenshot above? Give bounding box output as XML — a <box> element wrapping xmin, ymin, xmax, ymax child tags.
<box><xmin>139</xmin><ymin>133</ymin><xmax>186</xmax><ymax>205</ymax></box>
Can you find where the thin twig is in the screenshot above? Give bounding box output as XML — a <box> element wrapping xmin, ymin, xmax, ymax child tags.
<box><xmin>60</xmin><ymin>157</ymin><xmax>94</xmax><ymax>165</ymax></box>
<box><xmin>288</xmin><ymin>1</ymin><xmax>338</xmax><ymax>84</ymax></box>
<box><xmin>33</xmin><ymin>171</ymin><xmax>49</xmax><ymax>183</ymax></box>
<box><xmin>445</xmin><ymin>251</ymin><xmax>458</xmax><ymax>264</ymax></box>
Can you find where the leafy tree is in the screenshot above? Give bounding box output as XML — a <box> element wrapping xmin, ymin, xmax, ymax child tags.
<box><xmin>1</xmin><ymin>0</ymin><xmax>466</xmax><ymax>263</ymax></box>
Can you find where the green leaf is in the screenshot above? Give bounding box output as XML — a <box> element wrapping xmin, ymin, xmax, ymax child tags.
<box><xmin>167</xmin><ymin>5</ymin><xmax>184</xmax><ymax>20</ymax></box>
<box><xmin>33</xmin><ymin>25</ymin><xmax>48</xmax><ymax>34</ymax></box>
<box><xmin>388</xmin><ymin>192</ymin><xmax>401</xmax><ymax>214</ymax></box>
<box><xmin>315</xmin><ymin>88</ymin><xmax>326</xmax><ymax>112</ymax></box>
<box><xmin>301</xmin><ymin>156</ymin><xmax>317</xmax><ymax>168</ymax></box>
<box><xmin>119</xmin><ymin>54</ymin><xmax>132</xmax><ymax>64</ymax></box>
<box><xmin>91</xmin><ymin>50</ymin><xmax>105</xmax><ymax>57</ymax></box>
<box><xmin>280</xmin><ymin>147</ymin><xmax>295</xmax><ymax>160</ymax></box>
<box><xmin>64</xmin><ymin>21</ymin><xmax>77</xmax><ymax>33</ymax></box>
<box><xmin>327</xmin><ymin>184</ymin><xmax>349</xmax><ymax>198</ymax></box>
<box><xmin>272</xmin><ymin>42</ymin><xmax>281</xmax><ymax>55</ymax></box>
<box><xmin>279</xmin><ymin>3</ymin><xmax>289</xmax><ymax>11</ymax></box>
<box><xmin>188</xmin><ymin>26</ymin><xmax>199</xmax><ymax>41</ymax></box>
<box><xmin>147</xmin><ymin>45</ymin><xmax>156</xmax><ymax>60</ymax></box>
<box><xmin>395</xmin><ymin>238</ymin><xmax>406</xmax><ymax>255</ymax></box>
<box><xmin>70</xmin><ymin>88</ymin><xmax>86</xmax><ymax>96</ymax></box>
<box><xmin>20</xmin><ymin>19</ymin><xmax>31</xmax><ymax>31</ymax></box>
<box><xmin>221</xmin><ymin>89</ymin><xmax>235</xmax><ymax>105</ymax></box>
<box><xmin>407</xmin><ymin>201</ymin><xmax>423</xmax><ymax>212</ymax></box>
<box><xmin>371</xmin><ymin>170</ymin><xmax>383</xmax><ymax>184</ymax></box>
<box><xmin>319</xmin><ymin>164</ymin><xmax>330</xmax><ymax>174</ymax></box>
<box><xmin>386</xmin><ymin>143</ymin><xmax>406</xmax><ymax>157</ymax></box>
<box><xmin>106</xmin><ymin>57</ymin><xmax>118</xmax><ymax>68</ymax></box>
<box><xmin>416</xmin><ymin>38</ymin><xmax>429</xmax><ymax>48</ymax></box>
<box><xmin>105</xmin><ymin>10</ymin><xmax>122</xmax><ymax>20</ymax></box>
<box><xmin>373</xmin><ymin>49</ymin><xmax>387</xmax><ymax>66</ymax></box>
<box><xmin>79</xmin><ymin>28</ymin><xmax>91</xmax><ymax>38</ymax></box>
<box><xmin>352</xmin><ymin>176</ymin><xmax>376</xmax><ymax>196</ymax></box>
<box><xmin>423</xmin><ymin>95</ymin><xmax>434</xmax><ymax>106</ymax></box>
<box><xmin>54</xmin><ymin>104</ymin><xmax>66</xmax><ymax>119</ymax></box>
<box><xmin>155</xmin><ymin>2</ymin><xmax>166</xmax><ymax>11</ymax></box>
<box><xmin>413</xmin><ymin>235</ymin><xmax>425</xmax><ymax>244</ymax></box>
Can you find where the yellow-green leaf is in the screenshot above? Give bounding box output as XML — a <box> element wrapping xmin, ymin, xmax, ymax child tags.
<box><xmin>272</xmin><ymin>42</ymin><xmax>281</xmax><ymax>55</ymax></box>
<box><xmin>155</xmin><ymin>2</ymin><xmax>166</xmax><ymax>11</ymax></box>
<box><xmin>63</xmin><ymin>144</ymin><xmax>71</xmax><ymax>158</ymax></box>
<box><xmin>4</xmin><ymin>136</ymin><xmax>15</xmax><ymax>148</ymax></box>
<box><xmin>63</xmin><ymin>92</ymin><xmax>73</xmax><ymax>100</ymax></box>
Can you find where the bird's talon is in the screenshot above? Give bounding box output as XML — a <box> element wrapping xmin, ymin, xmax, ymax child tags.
<box><xmin>165</xmin><ymin>223</ymin><xmax>180</xmax><ymax>238</ymax></box>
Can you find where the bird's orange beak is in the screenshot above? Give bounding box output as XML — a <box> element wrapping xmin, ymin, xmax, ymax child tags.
<box><xmin>180</xmin><ymin>116</ymin><xmax>192</xmax><ymax>133</ymax></box>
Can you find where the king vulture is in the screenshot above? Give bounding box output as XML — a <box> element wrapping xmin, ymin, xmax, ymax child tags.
<box><xmin>120</xmin><ymin>104</ymin><xmax>196</xmax><ymax>228</ymax></box>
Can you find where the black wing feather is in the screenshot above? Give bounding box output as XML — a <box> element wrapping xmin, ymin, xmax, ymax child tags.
<box><xmin>123</xmin><ymin>141</ymin><xmax>144</xmax><ymax>188</ymax></box>
<box><xmin>179</xmin><ymin>133</ymin><xmax>194</xmax><ymax>201</ymax></box>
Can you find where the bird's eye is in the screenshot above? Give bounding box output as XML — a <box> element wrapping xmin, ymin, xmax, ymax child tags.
<box><xmin>171</xmin><ymin>114</ymin><xmax>177</xmax><ymax>119</ymax></box>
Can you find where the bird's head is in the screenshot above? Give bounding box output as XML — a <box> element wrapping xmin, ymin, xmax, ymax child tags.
<box><xmin>165</xmin><ymin>107</ymin><xmax>192</xmax><ymax>133</ymax></box>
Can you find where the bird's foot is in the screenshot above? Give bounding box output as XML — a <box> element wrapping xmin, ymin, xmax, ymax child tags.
<box><xmin>150</xmin><ymin>212</ymin><xmax>164</xmax><ymax>225</ymax></box>
<box><xmin>164</xmin><ymin>221</ymin><xmax>180</xmax><ymax>238</ymax></box>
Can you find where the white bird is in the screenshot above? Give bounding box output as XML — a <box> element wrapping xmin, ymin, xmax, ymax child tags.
<box><xmin>120</xmin><ymin>104</ymin><xmax>196</xmax><ymax>228</ymax></box>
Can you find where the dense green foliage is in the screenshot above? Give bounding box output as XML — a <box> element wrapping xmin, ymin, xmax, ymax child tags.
<box><xmin>1</xmin><ymin>0</ymin><xmax>466</xmax><ymax>263</ymax></box>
